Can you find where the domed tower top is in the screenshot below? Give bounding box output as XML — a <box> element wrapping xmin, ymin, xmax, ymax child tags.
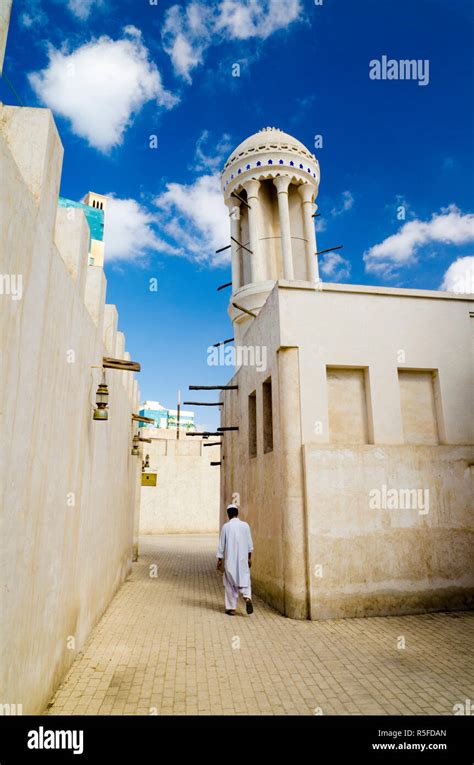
<box><xmin>221</xmin><ymin>126</ymin><xmax>319</xmax><ymax>201</ymax></box>
<box><xmin>221</xmin><ymin>127</ymin><xmax>321</xmax><ymax>343</ymax></box>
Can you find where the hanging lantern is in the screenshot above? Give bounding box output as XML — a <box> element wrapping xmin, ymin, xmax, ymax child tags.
<box><xmin>93</xmin><ymin>378</ymin><xmax>109</xmax><ymax>421</ymax></box>
<box><xmin>131</xmin><ymin>435</ymin><xmax>140</xmax><ymax>456</ymax></box>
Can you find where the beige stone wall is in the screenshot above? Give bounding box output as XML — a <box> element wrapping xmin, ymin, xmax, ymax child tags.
<box><xmin>220</xmin><ymin>281</ymin><xmax>474</xmax><ymax>620</ymax></box>
<box><xmin>304</xmin><ymin>444</ymin><xmax>474</xmax><ymax>618</ymax></box>
<box><xmin>0</xmin><ymin>106</ymin><xmax>141</xmax><ymax>712</ymax></box>
<box><xmin>139</xmin><ymin>430</ymin><xmax>220</xmax><ymax>534</ymax></box>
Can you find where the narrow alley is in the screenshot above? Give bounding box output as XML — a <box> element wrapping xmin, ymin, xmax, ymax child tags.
<box><xmin>46</xmin><ymin>535</ymin><xmax>474</xmax><ymax>717</ymax></box>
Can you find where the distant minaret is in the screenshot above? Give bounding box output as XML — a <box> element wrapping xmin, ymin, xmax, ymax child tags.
<box><xmin>82</xmin><ymin>191</ymin><xmax>107</xmax><ymax>268</ymax></box>
<box><xmin>59</xmin><ymin>191</ymin><xmax>107</xmax><ymax>267</ymax></box>
<box><xmin>221</xmin><ymin>127</ymin><xmax>321</xmax><ymax>343</ymax></box>
<box><xmin>83</xmin><ymin>191</ymin><xmax>107</xmax><ymax>212</ymax></box>
<box><xmin>0</xmin><ymin>1</ymin><xmax>12</xmax><ymax>74</ymax></box>
<box><xmin>82</xmin><ymin>192</ymin><xmax>107</xmax><ymax>267</ymax></box>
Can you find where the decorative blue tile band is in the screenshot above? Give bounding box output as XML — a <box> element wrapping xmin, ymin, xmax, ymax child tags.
<box><xmin>223</xmin><ymin>159</ymin><xmax>318</xmax><ymax>190</ymax></box>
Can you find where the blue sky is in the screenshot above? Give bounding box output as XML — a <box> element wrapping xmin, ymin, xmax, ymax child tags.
<box><xmin>2</xmin><ymin>0</ymin><xmax>473</xmax><ymax>428</ymax></box>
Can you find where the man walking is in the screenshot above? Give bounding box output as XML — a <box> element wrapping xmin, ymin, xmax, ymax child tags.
<box><xmin>216</xmin><ymin>504</ymin><xmax>254</xmax><ymax>615</ymax></box>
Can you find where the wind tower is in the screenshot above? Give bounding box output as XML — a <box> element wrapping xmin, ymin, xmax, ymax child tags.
<box><xmin>221</xmin><ymin>127</ymin><xmax>321</xmax><ymax>343</ymax></box>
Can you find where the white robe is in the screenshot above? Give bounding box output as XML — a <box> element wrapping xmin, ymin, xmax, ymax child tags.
<box><xmin>216</xmin><ymin>517</ymin><xmax>253</xmax><ymax>588</ymax></box>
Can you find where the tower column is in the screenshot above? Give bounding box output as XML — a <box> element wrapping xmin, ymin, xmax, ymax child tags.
<box><xmin>298</xmin><ymin>182</ymin><xmax>319</xmax><ymax>282</ymax></box>
<box><xmin>277</xmin><ymin>346</ymin><xmax>309</xmax><ymax>619</ymax></box>
<box><xmin>273</xmin><ymin>175</ymin><xmax>294</xmax><ymax>281</ymax></box>
<box><xmin>243</xmin><ymin>179</ymin><xmax>262</xmax><ymax>283</ymax></box>
<box><xmin>225</xmin><ymin>198</ymin><xmax>242</xmax><ymax>291</ymax></box>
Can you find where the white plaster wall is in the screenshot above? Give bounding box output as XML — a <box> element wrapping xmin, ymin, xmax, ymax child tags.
<box><xmin>0</xmin><ymin>106</ymin><xmax>141</xmax><ymax>713</ymax></box>
<box><xmin>291</xmin><ymin>283</ymin><xmax>474</xmax><ymax>617</ymax></box>
<box><xmin>279</xmin><ymin>282</ymin><xmax>474</xmax><ymax>446</ymax></box>
<box><xmin>220</xmin><ymin>287</ymin><xmax>286</xmax><ymax>612</ymax></box>
<box><xmin>139</xmin><ymin>431</ymin><xmax>220</xmax><ymax>534</ymax></box>
<box><xmin>0</xmin><ymin>0</ymin><xmax>12</xmax><ymax>73</ymax></box>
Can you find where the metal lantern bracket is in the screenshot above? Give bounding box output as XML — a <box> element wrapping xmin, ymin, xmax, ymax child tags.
<box><xmin>132</xmin><ymin>413</ymin><xmax>155</xmax><ymax>424</ymax></box>
<box><xmin>103</xmin><ymin>356</ymin><xmax>141</xmax><ymax>372</ymax></box>
<box><xmin>189</xmin><ymin>385</ymin><xmax>238</xmax><ymax>391</ymax></box>
<box><xmin>186</xmin><ymin>431</ymin><xmax>222</xmax><ymax>437</ymax></box>
<box><xmin>232</xmin><ymin>302</ymin><xmax>257</xmax><ymax>318</ymax></box>
<box><xmin>316</xmin><ymin>245</ymin><xmax>344</xmax><ymax>256</ymax></box>
<box><xmin>212</xmin><ymin>338</ymin><xmax>234</xmax><ymax>348</ymax></box>
<box><xmin>183</xmin><ymin>402</ymin><xmax>222</xmax><ymax>407</ymax></box>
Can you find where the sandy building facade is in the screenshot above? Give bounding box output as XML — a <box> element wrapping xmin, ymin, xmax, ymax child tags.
<box><xmin>219</xmin><ymin>128</ymin><xmax>474</xmax><ymax>620</ymax></box>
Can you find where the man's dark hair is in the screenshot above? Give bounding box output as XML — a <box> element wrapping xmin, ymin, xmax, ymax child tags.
<box><xmin>227</xmin><ymin>506</ymin><xmax>239</xmax><ymax>519</ymax></box>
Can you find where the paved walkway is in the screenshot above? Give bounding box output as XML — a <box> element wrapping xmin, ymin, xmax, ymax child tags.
<box><xmin>46</xmin><ymin>535</ymin><xmax>474</xmax><ymax>716</ymax></box>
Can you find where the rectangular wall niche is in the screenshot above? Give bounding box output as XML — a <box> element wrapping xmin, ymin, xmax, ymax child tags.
<box><xmin>248</xmin><ymin>390</ymin><xmax>257</xmax><ymax>457</ymax></box>
<box><xmin>398</xmin><ymin>369</ymin><xmax>440</xmax><ymax>445</ymax></box>
<box><xmin>262</xmin><ymin>377</ymin><xmax>273</xmax><ymax>453</ymax></box>
<box><xmin>327</xmin><ymin>367</ymin><xmax>369</xmax><ymax>444</ymax></box>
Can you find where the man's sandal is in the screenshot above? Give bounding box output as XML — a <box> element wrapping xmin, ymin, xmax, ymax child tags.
<box><xmin>244</xmin><ymin>598</ymin><xmax>253</xmax><ymax>614</ymax></box>
<box><xmin>225</xmin><ymin>609</ymin><xmax>236</xmax><ymax>615</ymax></box>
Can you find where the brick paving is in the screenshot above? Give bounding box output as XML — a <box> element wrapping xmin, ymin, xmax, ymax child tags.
<box><xmin>46</xmin><ymin>534</ymin><xmax>474</xmax><ymax>716</ymax></box>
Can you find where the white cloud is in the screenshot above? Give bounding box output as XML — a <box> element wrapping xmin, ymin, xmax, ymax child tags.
<box><xmin>154</xmin><ymin>173</ymin><xmax>230</xmax><ymax>266</ymax></box>
<box><xmin>331</xmin><ymin>190</ymin><xmax>354</xmax><ymax>217</ymax></box>
<box><xmin>19</xmin><ymin>0</ymin><xmax>106</xmax><ymax>26</ymax></box>
<box><xmin>315</xmin><ymin>216</ymin><xmax>327</xmax><ymax>233</ymax></box>
<box><xmin>67</xmin><ymin>0</ymin><xmax>105</xmax><ymax>20</ymax></box>
<box><xmin>20</xmin><ymin>13</ymin><xmax>41</xmax><ymax>28</ymax></box>
<box><xmin>162</xmin><ymin>3</ymin><xmax>213</xmax><ymax>83</ymax></box>
<box><xmin>104</xmin><ymin>197</ymin><xmax>177</xmax><ymax>263</ymax></box>
<box><xmin>364</xmin><ymin>205</ymin><xmax>474</xmax><ymax>276</ymax></box>
<box><xmin>29</xmin><ymin>29</ymin><xmax>178</xmax><ymax>152</ymax></box>
<box><xmin>19</xmin><ymin>0</ymin><xmax>46</xmax><ymax>28</ymax></box>
<box><xmin>440</xmin><ymin>256</ymin><xmax>474</xmax><ymax>294</ymax></box>
<box><xmin>162</xmin><ymin>0</ymin><xmax>303</xmax><ymax>82</ymax></box>
<box><xmin>215</xmin><ymin>0</ymin><xmax>302</xmax><ymax>39</ymax></box>
<box><xmin>320</xmin><ymin>251</ymin><xmax>351</xmax><ymax>282</ymax></box>
<box><xmin>100</xmin><ymin>176</ymin><xmax>230</xmax><ymax>267</ymax></box>
<box><xmin>193</xmin><ymin>130</ymin><xmax>232</xmax><ymax>172</ymax></box>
